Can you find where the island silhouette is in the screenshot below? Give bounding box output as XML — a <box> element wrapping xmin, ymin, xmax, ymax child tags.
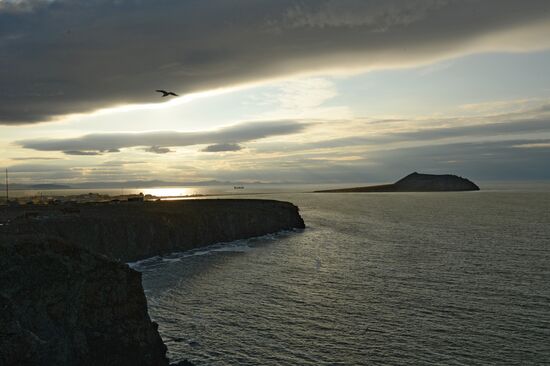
<box><xmin>315</xmin><ymin>172</ymin><xmax>480</xmax><ymax>192</ymax></box>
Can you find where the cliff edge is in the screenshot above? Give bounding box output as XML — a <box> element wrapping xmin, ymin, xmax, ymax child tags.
<box><xmin>0</xmin><ymin>198</ymin><xmax>305</xmax><ymax>365</ymax></box>
<box><xmin>315</xmin><ymin>172</ymin><xmax>480</xmax><ymax>193</ymax></box>
<box><xmin>1</xmin><ymin>199</ymin><xmax>305</xmax><ymax>262</ymax></box>
<box><xmin>0</xmin><ymin>236</ymin><xmax>168</xmax><ymax>366</ymax></box>
<box><xmin>0</xmin><ymin>199</ymin><xmax>305</xmax><ymax>364</ymax></box>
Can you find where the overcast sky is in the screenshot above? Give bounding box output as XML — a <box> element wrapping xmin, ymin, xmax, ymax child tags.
<box><xmin>1</xmin><ymin>0</ymin><xmax>550</xmax><ymax>185</ymax></box>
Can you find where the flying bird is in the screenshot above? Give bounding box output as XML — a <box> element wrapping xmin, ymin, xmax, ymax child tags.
<box><xmin>155</xmin><ymin>90</ymin><xmax>178</xmax><ymax>97</ymax></box>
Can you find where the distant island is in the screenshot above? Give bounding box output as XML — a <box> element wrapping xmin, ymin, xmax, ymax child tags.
<box><xmin>315</xmin><ymin>172</ymin><xmax>480</xmax><ymax>193</ymax></box>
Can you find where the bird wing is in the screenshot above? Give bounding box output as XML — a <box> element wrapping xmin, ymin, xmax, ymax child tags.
<box><xmin>168</xmin><ymin>92</ymin><xmax>178</xmax><ymax>96</ymax></box>
<box><xmin>155</xmin><ymin>90</ymin><xmax>168</xmax><ymax>95</ymax></box>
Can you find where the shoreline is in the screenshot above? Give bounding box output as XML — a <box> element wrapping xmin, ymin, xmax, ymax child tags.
<box><xmin>0</xmin><ymin>198</ymin><xmax>306</xmax><ymax>365</ymax></box>
<box><xmin>127</xmin><ymin>227</ymin><xmax>302</xmax><ymax>270</ymax></box>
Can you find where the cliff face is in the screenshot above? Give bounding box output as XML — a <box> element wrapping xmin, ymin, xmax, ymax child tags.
<box><xmin>0</xmin><ymin>236</ymin><xmax>168</xmax><ymax>366</ymax></box>
<box><xmin>0</xmin><ymin>198</ymin><xmax>304</xmax><ymax>365</ymax></box>
<box><xmin>1</xmin><ymin>199</ymin><xmax>305</xmax><ymax>262</ymax></box>
<box><xmin>0</xmin><ymin>198</ymin><xmax>304</xmax><ymax>364</ymax></box>
<box><xmin>315</xmin><ymin>172</ymin><xmax>480</xmax><ymax>193</ymax></box>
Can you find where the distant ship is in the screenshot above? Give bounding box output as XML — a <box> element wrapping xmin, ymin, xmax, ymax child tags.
<box><xmin>233</xmin><ymin>186</ymin><xmax>245</xmax><ymax>190</ymax></box>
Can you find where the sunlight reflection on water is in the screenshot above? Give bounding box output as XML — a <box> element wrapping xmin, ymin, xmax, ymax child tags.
<box><xmin>141</xmin><ymin>187</ymin><xmax>198</xmax><ymax>197</ymax></box>
<box><xmin>139</xmin><ymin>191</ymin><xmax>550</xmax><ymax>365</ymax></box>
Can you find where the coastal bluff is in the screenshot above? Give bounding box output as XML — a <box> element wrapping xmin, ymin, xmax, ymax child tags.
<box><xmin>0</xmin><ymin>198</ymin><xmax>305</xmax><ymax>365</ymax></box>
<box><xmin>0</xmin><ymin>235</ymin><xmax>168</xmax><ymax>366</ymax></box>
<box><xmin>1</xmin><ymin>199</ymin><xmax>305</xmax><ymax>262</ymax></box>
<box><xmin>315</xmin><ymin>172</ymin><xmax>480</xmax><ymax>193</ymax></box>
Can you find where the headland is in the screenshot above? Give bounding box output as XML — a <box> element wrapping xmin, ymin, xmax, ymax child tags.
<box><xmin>0</xmin><ymin>198</ymin><xmax>305</xmax><ymax>365</ymax></box>
<box><xmin>0</xmin><ymin>198</ymin><xmax>305</xmax><ymax>262</ymax></box>
<box><xmin>315</xmin><ymin>172</ymin><xmax>480</xmax><ymax>193</ymax></box>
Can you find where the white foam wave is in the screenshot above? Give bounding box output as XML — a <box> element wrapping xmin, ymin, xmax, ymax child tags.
<box><xmin>128</xmin><ymin>229</ymin><xmax>301</xmax><ymax>271</ymax></box>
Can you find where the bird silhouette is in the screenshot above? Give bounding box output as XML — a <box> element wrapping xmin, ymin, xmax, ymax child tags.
<box><xmin>155</xmin><ymin>90</ymin><xmax>178</xmax><ymax>97</ymax></box>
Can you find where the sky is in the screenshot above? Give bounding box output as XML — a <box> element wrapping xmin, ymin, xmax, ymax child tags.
<box><xmin>1</xmin><ymin>0</ymin><xmax>550</xmax><ymax>185</ymax></box>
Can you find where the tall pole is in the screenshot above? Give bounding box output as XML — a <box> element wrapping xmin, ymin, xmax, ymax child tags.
<box><xmin>5</xmin><ymin>168</ymin><xmax>8</xmax><ymax>203</ymax></box>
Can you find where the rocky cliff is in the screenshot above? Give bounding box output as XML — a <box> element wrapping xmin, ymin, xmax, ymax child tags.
<box><xmin>0</xmin><ymin>235</ymin><xmax>168</xmax><ymax>366</ymax></box>
<box><xmin>0</xmin><ymin>198</ymin><xmax>304</xmax><ymax>365</ymax></box>
<box><xmin>1</xmin><ymin>199</ymin><xmax>305</xmax><ymax>262</ymax></box>
<box><xmin>315</xmin><ymin>172</ymin><xmax>480</xmax><ymax>193</ymax></box>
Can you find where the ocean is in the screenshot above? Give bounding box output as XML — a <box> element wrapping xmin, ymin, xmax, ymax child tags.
<box><xmin>133</xmin><ymin>188</ymin><xmax>550</xmax><ymax>365</ymax></box>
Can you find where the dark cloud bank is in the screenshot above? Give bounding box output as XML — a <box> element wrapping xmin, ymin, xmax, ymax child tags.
<box><xmin>202</xmin><ymin>143</ymin><xmax>243</xmax><ymax>153</ymax></box>
<box><xmin>17</xmin><ymin>119</ymin><xmax>306</xmax><ymax>154</ymax></box>
<box><xmin>2</xmin><ymin>0</ymin><xmax>550</xmax><ymax>124</ymax></box>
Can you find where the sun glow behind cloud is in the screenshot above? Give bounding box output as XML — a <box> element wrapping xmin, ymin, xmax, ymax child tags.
<box><xmin>53</xmin><ymin>85</ymin><xmax>247</xmax><ymax>128</ymax></box>
<box><xmin>4</xmin><ymin>53</ymin><xmax>550</xmax><ymax>183</ymax></box>
<box><xmin>2</xmin><ymin>1</ymin><xmax>550</xmax><ymax>184</ymax></box>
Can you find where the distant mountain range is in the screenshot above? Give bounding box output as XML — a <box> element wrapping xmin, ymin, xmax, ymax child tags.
<box><xmin>3</xmin><ymin>180</ymin><xmax>270</xmax><ymax>190</ymax></box>
<box><xmin>6</xmin><ymin>184</ymin><xmax>72</xmax><ymax>190</ymax></box>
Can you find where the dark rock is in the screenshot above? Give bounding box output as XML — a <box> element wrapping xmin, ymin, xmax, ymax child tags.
<box><xmin>0</xmin><ymin>198</ymin><xmax>306</xmax><ymax>364</ymax></box>
<box><xmin>0</xmin><ymin>199</ymin><xmax>305</xmax><ymax>262</ymax></box>
<box><xmin>0</xmin><ymin>236</ymin><xmax>168</xmax><ymax>366</ymax></box>
<box><xmin>315</xmin><ymin>172</ymin><xmax>480</xmax><ymax>193</ymax></box>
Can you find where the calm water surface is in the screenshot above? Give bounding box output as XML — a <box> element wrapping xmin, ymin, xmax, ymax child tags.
<box><xmin>134</xmin><ymin>191</ymin><xmax>550</xmax><ymax>365</ymax></box>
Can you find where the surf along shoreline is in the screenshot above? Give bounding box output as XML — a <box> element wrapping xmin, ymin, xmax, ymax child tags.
<box><xmin>0</xmin><ymin>198</ymin><xmax>305</xmax><ymax>365</ymax></box>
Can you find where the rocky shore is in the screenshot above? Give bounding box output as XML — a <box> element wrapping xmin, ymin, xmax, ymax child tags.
<box><xmin>0</xmin><ymin>235</ymin><xmax>168</xmax><ymax>366</ymax></box>
<box><xmin>0</xmin><ymin>199</ymin><xmax>305</xmax><ymax>365</ymax></box>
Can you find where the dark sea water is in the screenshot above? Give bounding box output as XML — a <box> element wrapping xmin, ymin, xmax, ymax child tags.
<box><xmin>134</xmin><ymin>190</ymin><xmax>550</xmax><ymax>365</ymax></box>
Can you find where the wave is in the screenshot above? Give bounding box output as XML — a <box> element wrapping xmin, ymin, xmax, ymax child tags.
<box><xmin>127</xmin><ymin>228</ymin><xmax>302</xmax><ymax>271</ymax></box>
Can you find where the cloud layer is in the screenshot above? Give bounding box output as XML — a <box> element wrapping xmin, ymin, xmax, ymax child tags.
<box><xmin>7</xmin><ymin>105</ymin><xmax>550</xmax><ymax>183</ymax></box>
<box><xmin>202</xmin><ymin>143</ymin><xmax>242</xmax><ymax>153</ymax></box>
<box><xmin>2</xmin><ymin>0</ymin><xmax>550</xmax><ymax>124</ymax></box>
<box><xmin>17</xmin><ymin>120</ymin><xmax>307</xmax><ymax>154</ymax></box>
